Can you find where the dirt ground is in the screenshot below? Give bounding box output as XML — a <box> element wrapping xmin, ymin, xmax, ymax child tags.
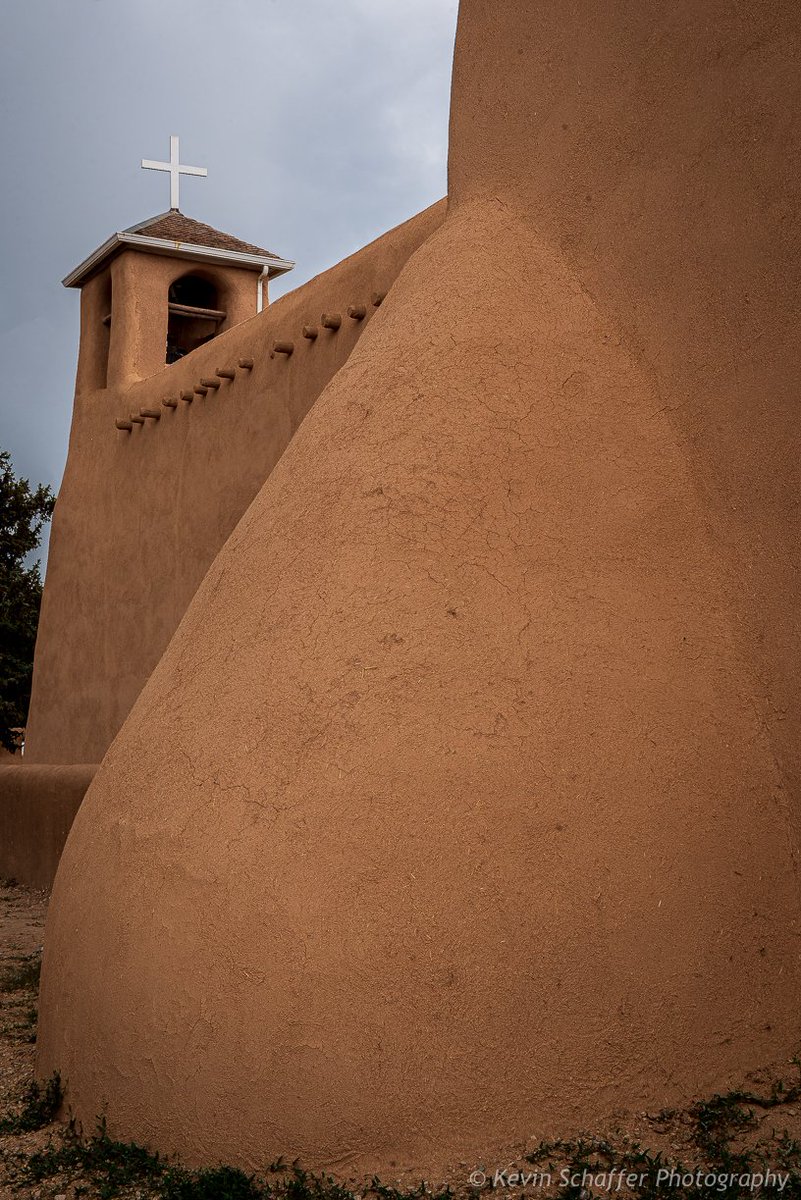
<box><xmin>0</xmin><ymin>878</ymin><xmax>70</xmax><ymax>1198</ymax></box>
<box><xmin>0</xmin><ymin>880</ymin><xmax>156</xmax><ymax>1199</ymax></box>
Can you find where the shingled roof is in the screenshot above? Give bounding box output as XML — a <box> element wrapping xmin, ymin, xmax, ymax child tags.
<box><xmin>126</xmin><ymin>211</ymin><xmax>283</xmax><ymax>261</ymax></box>
<box><xmin>63</xmin><ymin>210</ymin><xmax>294</xmax><ymax>289</ymax></box>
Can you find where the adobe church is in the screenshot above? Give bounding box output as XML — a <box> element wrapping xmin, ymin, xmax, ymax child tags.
<box><xmin>2</xmin><ymin>0</ymin><xmax>800</xmax><ymax>1181</ymax></box>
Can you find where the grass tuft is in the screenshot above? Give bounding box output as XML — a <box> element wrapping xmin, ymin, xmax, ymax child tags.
<box><xmin>0</xmin><ymin>1070</ymin><xmax>62</xmax><ymax>1133</ymax></box>
<box><xmin>161</xmin><ymin>1163</ymin><xmax>264</xmax><ymax>1199</ymax></box>
<box><xmin>522</xmin><ymin>1071</ymin><xmax>801</xmax><ymax>1198</ymax></box>
<box><xmin>20</xmin><ymin>1127</ymin><xmax>454</xmax><ymax>1200</ymax></box>
<box><xmin>0</xmin><ymin>950</ymin><xmax>41</xmax><ymax>993</ymax></box>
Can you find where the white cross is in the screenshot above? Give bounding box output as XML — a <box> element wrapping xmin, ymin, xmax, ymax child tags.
<box><xmin>141</xmin><ymin>135</ymin><xmax>207</xmax><ymax>211</ymax></box>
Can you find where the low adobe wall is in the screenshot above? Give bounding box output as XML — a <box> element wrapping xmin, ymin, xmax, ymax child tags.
<box><xmin>0</xmin><ymin>765</ymin><xmax>97</xmax><ymax>890</ymax></box>
<box><xmin>25</xmin><ymin>200</ymin><xmax>446</xmax><ymax>765</ymax></box>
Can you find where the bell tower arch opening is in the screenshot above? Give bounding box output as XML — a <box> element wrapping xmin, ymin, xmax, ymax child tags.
<box><xmin>166</xmin><ymin>271</ymin><xmax>225</xmax><ymax>364</ymax></box>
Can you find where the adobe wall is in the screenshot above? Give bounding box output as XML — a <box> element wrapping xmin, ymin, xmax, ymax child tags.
<box><xmin>449</xmin><ymin>0</ymin><xmax>801</xmax><ymax>802</ymax></box>
<box><xmin>0</xmin><ymin>765</ymin><xmax>97</xmax><ymax>889</ymax></box>
<box><xmin>24</xmin><ymin>200</ymin><xmax>445</xmax><ymax>764</ymax></box>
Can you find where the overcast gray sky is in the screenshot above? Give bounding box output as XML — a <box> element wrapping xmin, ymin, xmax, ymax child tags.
<box><xmin>0</xmin><ymin>0</ymin><xmax>458</xmax><ymax>532</ymax></box>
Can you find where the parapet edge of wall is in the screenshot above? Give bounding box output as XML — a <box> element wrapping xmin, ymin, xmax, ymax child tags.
<box><xmin>0</xmin><ymin>765</ymin><xmax>98</xmax><ymax>891</ymax></box>
<box><xmin>109</xmin><ymin>197</ymin><xmax>449</xmax><ymax>418</ymax></box>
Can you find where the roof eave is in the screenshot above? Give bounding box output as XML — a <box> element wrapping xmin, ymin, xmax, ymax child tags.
<box><xmin>62</xmin><ymin>233</ymin><xmax>295</xmax><ymax>289</ymax></box>
<box><xmin>62</xmin><ymin>234</ymin><xmax>122</xmax><ymax>288</ymax></box>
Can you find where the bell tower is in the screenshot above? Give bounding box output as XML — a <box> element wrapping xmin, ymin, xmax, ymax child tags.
<box><xmin>63</xmin><ymin>137</ymin><xmax>293</xmax><ymax>393</ymax></box>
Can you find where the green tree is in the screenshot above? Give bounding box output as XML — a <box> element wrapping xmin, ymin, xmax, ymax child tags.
<box><xmin>0</xmin><ymin>451</ymin><xmax>55</xmax><ymax>753</ymax></box>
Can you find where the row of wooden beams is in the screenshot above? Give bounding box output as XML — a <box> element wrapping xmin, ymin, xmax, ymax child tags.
<box><xmin>115</xmin><ymin>290</ymin><xmax>382</xmax><ymax>432</ymax></box>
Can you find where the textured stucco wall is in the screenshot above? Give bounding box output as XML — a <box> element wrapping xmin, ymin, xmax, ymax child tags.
<box><xmin>37</xmin><ymin>0</ymin><xmax>801</xmax><ymax>1180</ymax></box>
<box><xmin>448</xmin><ymin>0</ymin><xmax>801</xmax><ymax>802</ymax></box>
<box><xmin>25</xmin><ymin>202</ymin><xmax>445</xmax><ymax>764</ymax></box>
<box><xmin>0</xmin><ymin>766</ymin><xmax>97</xmax><ymax>889</ymax></box>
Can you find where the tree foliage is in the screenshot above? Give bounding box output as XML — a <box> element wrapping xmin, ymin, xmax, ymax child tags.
<box><xmin>0</xmin><ymin>451</ymin><xmax>55</xmax><ymax>753</ymax></box>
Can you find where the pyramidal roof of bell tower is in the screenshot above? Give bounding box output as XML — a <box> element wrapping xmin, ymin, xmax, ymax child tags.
<box><xmin>63</xmin><ymin>210</ymin><xmax>294</xmax><ymax>290</ymax></box>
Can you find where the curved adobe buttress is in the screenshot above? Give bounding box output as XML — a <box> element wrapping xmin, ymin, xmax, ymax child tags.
<box><xmin>38</xmin><ymin>0</ymin><xmax>801</xmax><ymax>1178</ymax></box>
